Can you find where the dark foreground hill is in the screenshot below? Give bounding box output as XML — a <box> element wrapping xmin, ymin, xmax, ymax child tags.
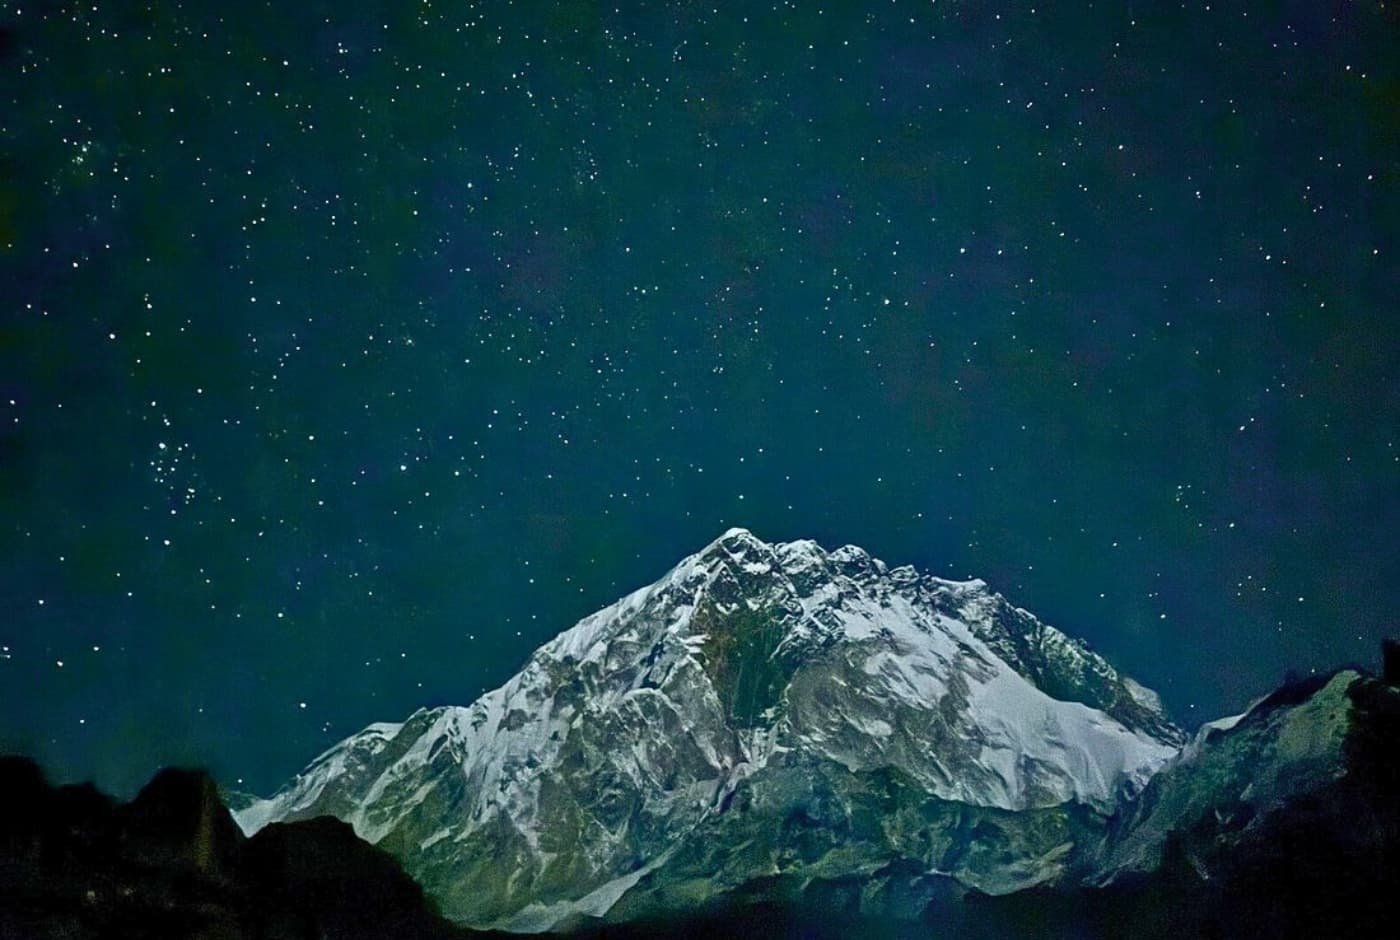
<box><xmin>0</xmin><ymin>756</ymin><xmax>509</xmax><ymax>940</ymax></box>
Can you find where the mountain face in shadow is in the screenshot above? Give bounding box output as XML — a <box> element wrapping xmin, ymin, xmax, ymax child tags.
<box><xmin>0</xmin><ymin>757</ymin><xmax>508</xmax><ymax>940</ymax></box>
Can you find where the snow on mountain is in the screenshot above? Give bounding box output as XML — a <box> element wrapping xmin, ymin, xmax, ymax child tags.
<box><xmin>234</xmin><ymin>528</ymin><xmax>1182</xmax><ymax>929</ymax></box>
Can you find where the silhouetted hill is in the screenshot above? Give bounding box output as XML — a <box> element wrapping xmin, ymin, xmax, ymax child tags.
<box><xmin>0</xmin><ymin>756</ymin><xmax>512</xmax><ymax>940</ymax></box>
<box><xmin>241</xmin><ymin>816</ymin><xmax>468</xmax><ymax>940</ymax></box>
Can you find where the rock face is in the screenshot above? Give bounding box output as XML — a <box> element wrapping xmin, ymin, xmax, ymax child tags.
<box><xmin>235</xmin><ymin>529</ymin><xmax>1183</xmax><ymax>930</ymax></box>
<box><xmin>1094</xmin><ymin>668</ymin><xmax>1400</xmax><ymax>887</ymax></box>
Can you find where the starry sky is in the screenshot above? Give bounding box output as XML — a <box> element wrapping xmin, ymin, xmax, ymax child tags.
<box><xmin>1</xmin><ymin>0</ymin><xmax>1396</xmax><ymax>798</ymax></box>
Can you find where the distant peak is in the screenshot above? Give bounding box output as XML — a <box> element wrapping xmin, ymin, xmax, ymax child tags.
<box><xmin>699</xmin><ymin>527</ymin><xmax>768</xmax><ymax>557</ymax></box>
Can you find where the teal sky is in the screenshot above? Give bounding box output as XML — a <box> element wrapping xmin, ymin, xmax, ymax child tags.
<box><xmin>1</xmin><ymin>0</ymin><xmax>1396</xmax><ymax>796</ymax></box>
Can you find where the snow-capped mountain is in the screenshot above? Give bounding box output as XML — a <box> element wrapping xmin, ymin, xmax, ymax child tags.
<box><xmin>234</xmin><ymin>528</ymin><xmax>1184</xmax><ymax>930</ymax></box>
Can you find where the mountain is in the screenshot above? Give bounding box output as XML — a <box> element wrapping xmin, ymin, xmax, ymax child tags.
<box><xmin>6</xmin><ymin>663</ymin><xmax>1391</xmax><ymax>940</ymax></box>
<box><xmin>7</xmin><ymin>531</ymin><xmax>1394</xmax><ymax>938</ymax></box>
<box><xmin>8</xmin><ymin>666</ymin><xmax>1388</xmax><ymax>935</ymax></box>
<box><xmin>234</xmin><ymin>528</ymin><xmax>1185</xmax><ymax>930</ymax></box>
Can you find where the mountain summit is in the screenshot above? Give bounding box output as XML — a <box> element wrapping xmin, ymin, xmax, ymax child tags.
<box><xmin>235</xmin><ymin>529</ymin><xmax>1183</xmax><ymax>930</ymax></box>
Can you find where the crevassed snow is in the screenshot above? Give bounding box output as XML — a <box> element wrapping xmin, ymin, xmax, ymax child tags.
<box><xmin>791</xmin><ymin>585</ymin><xmax>1173</xmax><ymax>811</ymax></box>
<box><xmin>965</xmin><ymin>665</ymin><xmax>1174</xmax><ymax>809</ymax></box>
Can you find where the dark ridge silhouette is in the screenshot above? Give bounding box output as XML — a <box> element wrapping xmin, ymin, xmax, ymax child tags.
<box><xmin>1248</xmin><ymin>669</ymin><xmax>1336</xmax><ymax>717</ymax></box>
<box><xmin>242</xmin><ymin>816</ymin><xmax>466</xmax><ymax>940</ymax></box>
<box><xmin>0</xmin><ymin>756</ymin><xmax>513</xmax><ymax>940</ymax></box>
<box><xmin>119</xmin><ymin>766</ymin><xmax>246</xmax><ymax>877</ymax></box>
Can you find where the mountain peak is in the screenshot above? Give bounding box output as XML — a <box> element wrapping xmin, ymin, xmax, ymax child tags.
<box><xmin>236</xmin><ymin>531</ymin><xmax>1185</xmax><ymax>929</ymax></box>
<box><xmin>696</xmin><ymin>526</ymin><xmax>769</xmax><ymax>562</ymax></box>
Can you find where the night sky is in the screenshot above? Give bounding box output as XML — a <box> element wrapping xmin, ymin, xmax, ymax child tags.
<box><xmin>1</xmin><ymin>1</ymin><xmax>1396</xmax><ymax>798</ymax></box>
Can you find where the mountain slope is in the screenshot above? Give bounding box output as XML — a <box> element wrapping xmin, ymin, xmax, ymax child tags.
<box><xmin>1093</xmin><ymin>667</ymin><xmax>1400</xmax><ymax>886</ymax></box>
<box><xmin>235</xmin><ymin>528</ymin><xmax>1181</xmax><ymax>929</ymax></box>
